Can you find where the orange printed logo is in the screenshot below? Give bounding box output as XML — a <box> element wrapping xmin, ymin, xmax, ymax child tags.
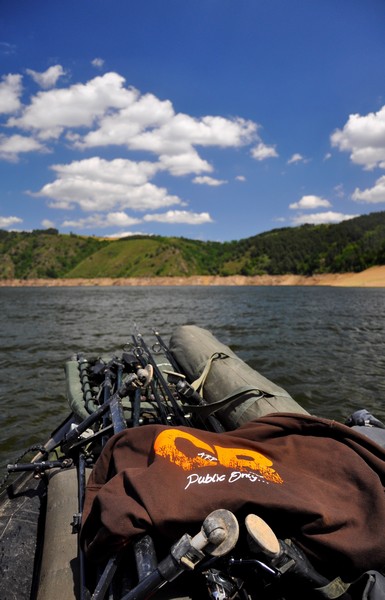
<box><xmin>154</xmin><ymin>429</ymin><xmax>283</xmax><ymax>484</ymax></box>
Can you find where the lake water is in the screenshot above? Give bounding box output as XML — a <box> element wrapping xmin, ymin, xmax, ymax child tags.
<box><xmin>1</xmin><ymin>285</ymin><xmax>385</xmax><ymax>471</ymax></box>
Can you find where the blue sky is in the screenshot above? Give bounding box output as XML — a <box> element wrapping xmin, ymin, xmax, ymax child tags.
<box><xmin>1</xmin><ymin>0</ymin><xmax>385</xmax><ymax>241</ymax></box>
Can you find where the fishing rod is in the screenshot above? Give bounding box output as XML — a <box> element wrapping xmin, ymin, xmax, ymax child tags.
<box><xmin>166</xmin><ymin>371</ymin><xmax>225</xmax><ymax>433</ymax></box>
<box><xmin>61</xmin><ymin>373</ymin><xmax>139</xmax><ymax>453</ymax></box>
<box><xmin>152</xmin><ymin>328</ymin><xmax>225</xmax><ymax>433</ymax></box>
<box><xmin>7</xmin><ymin>457</ymin><xmax>73</xmax><ymax>475</ymax></box>
<box><xmin>152</xmin><ymin>328</ymin><xmax>181</xmax><ymax>372</ymax></box>
<box><xmin>132</xmin><ymin>332</ymin><xmax>191</xmax><ymax>427</ymax></box>
<box><xmin>126</xmin><ymin>340</ymin><xmax>170</xmax><ymax>425</ymax></box>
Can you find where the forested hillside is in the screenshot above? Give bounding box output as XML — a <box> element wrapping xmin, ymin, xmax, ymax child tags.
<box><xmin>229</xmin><ymin>211</ymin><xmax>385</xmax><ymax>276</ymax></box>
<box><xmin>0</xmin><ymin>228</ymin><xmax>107</xmax><ymax>279</ymax></box>
<box><xmin>1</xmin><ymin>212</ymin><xmax>384</xmax><ymax>279</ymax></box>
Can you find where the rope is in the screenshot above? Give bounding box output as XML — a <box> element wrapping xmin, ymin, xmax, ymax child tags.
<box><xmin>191</xmin><ymin>352</ymin><xmax>229</xmax><ymax>395</ymax></box>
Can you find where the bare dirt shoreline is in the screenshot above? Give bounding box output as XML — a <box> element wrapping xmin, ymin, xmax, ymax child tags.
<box><xmin>0</xmin><ymin>266</ymin><xmax>384</xmax><ymax>288</ymax></box>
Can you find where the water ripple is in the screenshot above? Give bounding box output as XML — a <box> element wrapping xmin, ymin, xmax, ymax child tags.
<box><xmin>1</xmin><ymin>286</ymin><xmax>385</xmax><ymax>468</ymax></box>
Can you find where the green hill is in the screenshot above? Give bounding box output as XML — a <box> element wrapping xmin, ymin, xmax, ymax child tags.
<box><xmin>0</xmin><ymin>229</ymin><xmax>106</xmax><ymax>279</ymax></box>
<box><xmin>226</xmin><ymin>211</ymin><xmax>385</xmax><ymax>276</ymax></box>
<box><xmin>1</xmin><ymin>211</ymin><xmax>385</xmax><ymax>279</ymax></box>
<box><xmin>66</xmin><ymin>236</ymin><xmax>225</xmax><ymax>278</ymax></box>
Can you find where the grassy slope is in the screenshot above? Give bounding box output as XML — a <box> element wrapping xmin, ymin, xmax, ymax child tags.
<box><xmin>0</xmin><ymin>231</ymin><xmax>106</xmax><ymax>279</ymax></box>
<box><xmin>66</xmin><ymin>237</ymin><xmax>225</xmax><ymax>277</ymax></box>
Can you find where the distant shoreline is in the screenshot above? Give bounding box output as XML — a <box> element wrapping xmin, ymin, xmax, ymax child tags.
<box><xmin>0</xmin><ymin>266</ymin><xmax>384</xmax><ymax>287</ymax></box>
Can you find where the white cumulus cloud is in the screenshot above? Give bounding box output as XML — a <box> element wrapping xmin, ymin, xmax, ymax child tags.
<box><xmin>251</xmin><ymin>142</ymin><xmax>278</xmax><ymax>161</ymax></box>
<box><xmin>0</xmin><ymin>134</ymin><xmax>46</xmax><ymax>161</ymax></box>
<box><xmin>352</xmin><ymin>175</ymin><xmax>385</xmax><ymax>203</ymax></box>
<box><xmin>291</xmin><ymin>211</ymin><xmax>357</xmax><ymax>226</ymax></box>
<box><xmin>287</xmin><ymin>153</ymin><xmax>306</xmax><ymax>165</ymax></box>
<box><xmin>0</xmin><ymin>74</ymin><xmax>22</xmax><ymax>114</ymax></box>
<box><xmin>331</xmin><ymin>106</ymin><xmax>385</xmax><ymax>170</ymax></box>
<box><xmin>5</xmin><ymin>69</ymin><xmax>259</xmax><ymax>180</ymax></box>
<box><xmin>289</xmin><ymin>195</ymin><xmax>331</xmax><ymax>210</ymax></box>
<box><xmin>49</xmin><ymin>156</ymin><xmax>159</xmax><ymax>186</ymax></box>
<box><xmin>143</xmin><ymin>210</ymin><xmax>212</xmax><ymax>224</ymax></box>
<box><xmin>62</xmin><ymin>211</ymin><xmax>140</xmax><ymax>229</ymax></box>
<box><xmin>41</xmin><ymin>219</ymin><xmax>56</xmax><ymax>228</ymax></box>
<box><xmin>127</xmin><ymin>113</ymin><xmax>256</xmax><ymax>152</ymax></box>
<box><xmin>104</xmin><ymin>230</ymin><xmax>151</xmax><ymax>239</ymax></box>
<box><xmin>157</xmin><ymin>150</ymin><xmax>211</xmax><ymax>176</ymax></box>
<box><xmin>77</xmin><ymin>91</ymin><xmax>174</xmax><ymax>149</ymax></box>
<box><xmin>92</xmin><ymin>58</ymin><xmax>105</xmax><ymax>68</ymax></box>
<box><xmin>193</xmin><ymin>175</ymin><xmax>227</xmax><ymax>186</ymax></box>
<box><xmin>26</xmin><ymin>65</ymin><xmax>66</xmax><ymax>89</ymax></box>
<box><xmin>8</xmin><ymin>72</ymin><xmax>134</xmax><ymax>139</ymax></box>
<box><xmin>80</xmin><ymin>106</ymin><xmax>256</xmax><ymax>177</ymax></box>
<box><xmin>1</xmin><ymin>68</ymin><xmax>278</xmax><ymax>232</ymax></box>
<box><xmin>0</xmin><ymin>215</ymin><xmax>23</xmax><ymax>228</ymax></box>
<box><xmin>34</xmin><ymin>157</ymin><xmax>183</xmax><ymax>212</ymax></box>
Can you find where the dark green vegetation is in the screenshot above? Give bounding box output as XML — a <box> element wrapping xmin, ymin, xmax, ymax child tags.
<box><xmin>1</xmin><ymin>212</ymin><xmax>385</xmax><ymax>279</ymax></box>
<box><xmin>0</xmin><ymin>229</ymin><xmax>106</xmax><ymax>279</ymax></box>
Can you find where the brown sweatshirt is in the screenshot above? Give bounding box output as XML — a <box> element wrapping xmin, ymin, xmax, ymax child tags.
<box><xmin>81</xmin><ymin>414</ymin><xmax>385</xmax><ymax>580</ymax></box>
